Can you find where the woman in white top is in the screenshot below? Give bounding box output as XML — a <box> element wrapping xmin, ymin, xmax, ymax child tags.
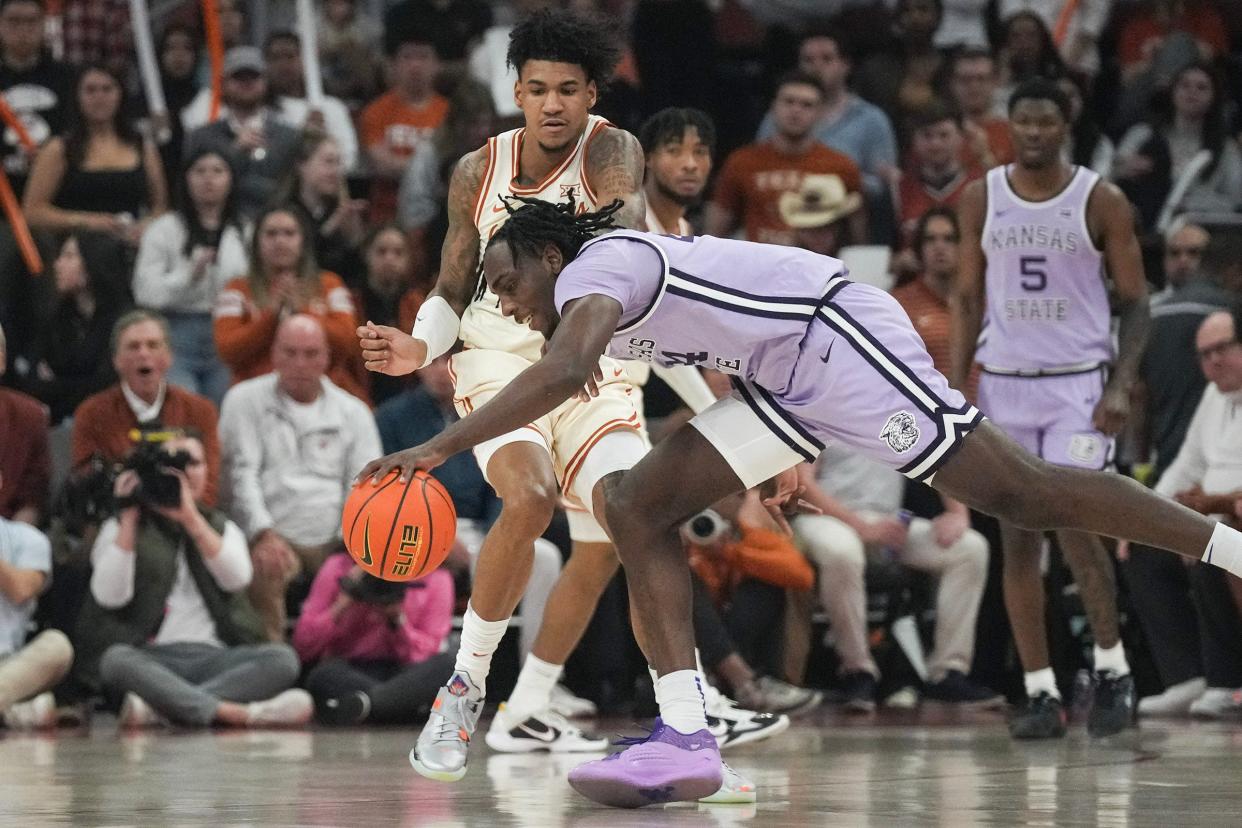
<box><xmin>1113</xmin><ymin>61</ymin><xmax>1242</xmax><ymax>233</ymax></box>
<box><xmin>134</xmin><ymin>148</ymin><xmax>249</xmax><ymax>405</ymax></box>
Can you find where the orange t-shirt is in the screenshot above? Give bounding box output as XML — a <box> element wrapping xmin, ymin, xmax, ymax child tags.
<box><xmin>212</xmin><ymin>271</ymin><xmax>369</xmax><ymax>405</ymax></box>
<box><xmin>710</xmin><ymin>141</ymin><xmax>863</xmax><ymax>246</ymax></box>
<box><xmin>961</xmin><ymin>117</ymin><xmax>1014</xmax><ymax>170</ymax></box>
<box><xmin>897</xmin><ymin>166</ymin><xmax>982</xmax><ymax>248</ymax></box>
<box><xmin>892</xmin><ymin>277</ymin><xmax>980</xmax><ymax>403</ymax></box>
<box><xmin>358</xmin><ymin>91</ymin><xmax>450</xmax><ymax>221</ymax></box>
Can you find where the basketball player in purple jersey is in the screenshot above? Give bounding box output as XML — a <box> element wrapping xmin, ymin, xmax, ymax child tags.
<box><xmin>358</xmin><ymin>193</ymin><xmax>1242</xmax><ymax>808</ymax></box>
<box><xmin>949</xmin><ymin>79</ymin><xmax>1149</xmax><ymax>740</ymax></box>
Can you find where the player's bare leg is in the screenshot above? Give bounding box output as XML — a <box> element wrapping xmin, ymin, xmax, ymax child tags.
<box><xmin>470</xmin><ymin>444</ymin><xmax>560</xmax><ymax>619</ymax></box>
<box><xmin>1001</xmin><ymin>526</ymin><xmax>1051</xmax><ymax>672</ymax></box>
<box><xmin>1056</xmin><ymin>528</ymin><xmax>1133</xmax><ymax>736</ymax></box>
<box><xmin>528</xmin><ymin>542</ymin><xmax>619</xmax><ymax>669</ymax></box>
<box><xmin>1056</xmin><ymin>530</ymin><xmax>1121</xmax><ymax>649</ymax></box>
<box><xmin>411</xmin><ymin>442</ymin><xmax>559</xmax><ymax>781</ymax></box>
<box><xmin>997</xmin><ymin>522</ymin><xmax>1066</xmax><ymax>738</ymax></box>
<box><xmin>568</xmin><ymin>425</ymin><xmax>742</xmax><ymax>807</ymax></box>
<box><xmin>932</xmin><ymin>423</ymin><xmax>1215</xmax><ymax>558</ymax></box>
<box><xmin>486</xmin><ymin>539</ymin><xmax>617</xmax><ymax>754</ymax></box>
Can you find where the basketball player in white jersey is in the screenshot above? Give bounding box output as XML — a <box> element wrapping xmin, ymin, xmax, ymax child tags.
<box><xmin>950</xmin><ymin>79</ymin><xmax>1151</xmax><ymax>740</ymax></box>
<box><xmin>358</xmin><ymin>12</ymin><xmax>752</xmax><ymax>799</ymax></box>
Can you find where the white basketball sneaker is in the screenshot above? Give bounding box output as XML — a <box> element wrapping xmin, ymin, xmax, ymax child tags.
<box><xmin>485</xmin><ymin>703</ymin><xmax>608</xmax><ymax>753</ymax></box>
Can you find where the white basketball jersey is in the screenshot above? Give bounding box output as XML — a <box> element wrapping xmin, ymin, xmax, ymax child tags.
<box><xmin>459</xmin><ymin>114</ymin><xmax>613</xmax><ymax>362</ymax></box>
<box><xmin>976</xmin><ymin>165</ymin><xmax>1111</xmax><ymax>373</ymax></box>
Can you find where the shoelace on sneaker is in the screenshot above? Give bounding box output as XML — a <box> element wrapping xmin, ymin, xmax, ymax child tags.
<box><xmin>600</xmin><ymin>724</ymin><xmax>658</xmax><ymax>760</ymax></box>
<box><xmin>429</xmin><ymin>705</ymin><xmax>472</xmax><ymax>744</ymax></box>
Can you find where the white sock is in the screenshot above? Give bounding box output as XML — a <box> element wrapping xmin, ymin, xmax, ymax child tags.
<box><xmin>1203</xmin><ymin>523</ymin><xmax>1242</xmax><ymax>577</ymax></box>
<box><xmin>506</xmin><ymin>654</ymin><xmax>562</xmax><ymax>720</ymax></box>
<box><xmin>1093</xmin><ymin>642</ymin><xmax>1130</xmax><ymax>676</ymax></box>
<box><xmin>1024</xmin><ymin>667</ymin><xmax>1061</xmax><ymax>700</ymax></box>
<box><xmin>452</xmin><ymin>603</ymin><xmax>509</xmax><ymax>689</ymax></box>
<box><xmin>651</xmin><ymin>652</ymin><xmax>711</xmax><ymax>699</ymax></box>
<box><xmin>656</xmin><ymin>669</ymin><xmax>708</xmax><ymax>734</ymax></box>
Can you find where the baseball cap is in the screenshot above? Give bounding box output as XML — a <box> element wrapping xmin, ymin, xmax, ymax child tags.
<box><xmin>223</xmin><ymin>46</ymin><xmax>265</xmax><ymax>77</ymax></box>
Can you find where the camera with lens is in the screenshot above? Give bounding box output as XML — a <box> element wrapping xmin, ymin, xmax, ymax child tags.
<box><xmin>115</xmin><ymin>436</ymin><xmax>192</xmax><ymax>510</ymax></box>
<box><xmin>339</xmin><ymin>572</ymin><xmax>423</xmax><ymax>605</ymax></box>
<box><xmin>683</xmin><ymin>509</ymin><xmax>731</xmax><ymax>546</ymax></box>
<box><xmin>59</xmin><ymin>429</ymin><xmax>192</xmax><ymax>528</ymax></box>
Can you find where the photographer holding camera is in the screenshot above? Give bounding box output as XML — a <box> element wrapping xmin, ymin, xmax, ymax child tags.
<box><xmin>73</xmin><ymin>431</ymin><xmax>312</xmax><ymax>728</ymax></box>
<box><xmin>293</xmin><ymin>549</ymin><xmax>454</xmax><ymax>725</ymax></box>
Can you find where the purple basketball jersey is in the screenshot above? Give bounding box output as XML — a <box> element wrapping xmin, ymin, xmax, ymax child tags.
<box><xmin>975</xmin><ymin>165</ymin><xmax>1111</xmax><ymax>373</ymax></box>
<box><xmin>563</xmin><ymin>230</ymin><xmax>846</xmax><ymax>395</ymax></box>
<box><xmin>554</xmin><ymin>231</ymin><xmax>982</xmax><ymax>482</ymax></box>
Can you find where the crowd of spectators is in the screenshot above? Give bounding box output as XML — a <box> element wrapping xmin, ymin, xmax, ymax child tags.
<box><xmin>2</xmin><ymin>0</ymin><xmax>1242</xmax><ymax>731</ymax></box>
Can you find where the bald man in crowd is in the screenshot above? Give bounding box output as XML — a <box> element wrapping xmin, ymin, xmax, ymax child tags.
<box><xmin>219</xmin><ymin>315</ymin><xmax>381</xmax><ymax>641</ymax></box>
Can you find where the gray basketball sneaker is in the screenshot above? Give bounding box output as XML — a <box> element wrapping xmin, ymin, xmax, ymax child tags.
<box><xmin>410</xmin><ymin>672</ymin><xmax>485</xmax><ymax>781</ymax></box>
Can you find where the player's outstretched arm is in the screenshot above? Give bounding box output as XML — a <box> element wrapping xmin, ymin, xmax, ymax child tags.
<box><xmin>358</xmin><ymin>295</ymin><xmax>624</xmax><ymax>481</ymax></box>
<box><xmin>948</xmin><ymin>180</ymin><xmax>987</xmax><ymax>392</ymax></box>
<box><xmin>586</xmin><ymin>127</ymin><xmax>648</xmax><ymax>230</ymax></box>
<box><xmin>1092</xmin><ymin>181</ymin><xmax>1151</xmax><ymax>436</ymax></box>
<box><xmin>357</xmin><ymin>147</ymin><xmax>491</xmax><ymax>376</ymax></box>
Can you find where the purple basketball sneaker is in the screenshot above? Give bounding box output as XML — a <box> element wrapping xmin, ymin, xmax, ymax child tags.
<box><xmin>567</xmin><ymin>718</ymin><xmax>723</xmax><ymax>808</ymax></box>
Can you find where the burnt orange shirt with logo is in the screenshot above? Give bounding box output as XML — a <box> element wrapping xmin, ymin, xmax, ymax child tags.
<box><xmin>710</xmin><ymin>141</ymin><xmax>862</xmax><ymax>246</ymax></box>
<box><xmin>359</xmin><ymin>91</ymin><xmax>450</xmax><ymax>221</ymax></box>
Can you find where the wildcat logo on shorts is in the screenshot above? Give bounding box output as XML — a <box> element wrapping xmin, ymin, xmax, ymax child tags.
<box><xmin>880</xmin><ymin>411</ymin><xmax>920</xmax><ymax>454</ymax></box>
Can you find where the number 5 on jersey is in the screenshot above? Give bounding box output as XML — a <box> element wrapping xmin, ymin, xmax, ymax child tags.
<box><xmin>1020</xmin><ymin>255</ymin><xmax>1047</xmax><ymax>291</ymax></box>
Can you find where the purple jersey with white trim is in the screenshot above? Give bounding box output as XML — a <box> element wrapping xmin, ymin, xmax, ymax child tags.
<box><xmin>975</xmin><ymin>165</ymin><xmax>1112</xmax><ymax>372</ymax></box>
<box><xmin>553</xmin><ymin>230</ymin><xmax>846</xmax><ymax>395</ymax></box>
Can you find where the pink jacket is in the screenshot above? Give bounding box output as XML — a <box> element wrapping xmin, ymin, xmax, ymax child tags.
<box><xmin>292</xmin><ymin>553</ymin><xmax>454</xmax><ymax>665</ymax></box>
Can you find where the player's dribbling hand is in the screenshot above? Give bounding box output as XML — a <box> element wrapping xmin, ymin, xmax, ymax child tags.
<box><xmin>358</xmin><ymin>442</ymin><xmax>449</xmax><ymax>484</ymax></box>
<box><xmin>358</xmin><ymin>321</ymin><xmax>427</xmax><ymax>376</ymax></box>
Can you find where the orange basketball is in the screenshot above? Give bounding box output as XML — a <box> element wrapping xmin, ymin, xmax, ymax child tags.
<box><xmin>341</xmin><ymin>470</ymin><xmax>458</xmax><ymax>582</ymax></box>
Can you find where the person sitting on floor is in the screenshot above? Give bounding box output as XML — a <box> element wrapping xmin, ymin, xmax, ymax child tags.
<box><xmin>74</xmin><ymin>431</ymin><xmax>311</xmax><ymax>728</ymax></box>
<box><xmin>0</xmin><ymin>491</ymin><xmax>73</xmax><ymax>729</ymax></box>
<box><xmin>294</xmin><ymin>547</ymin><xmax>456</xmax><ymax>725</ymax></box>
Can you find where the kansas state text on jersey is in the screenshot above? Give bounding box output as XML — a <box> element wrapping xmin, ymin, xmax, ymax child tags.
<box><xmin>975</xmin><ymin>165</ymin><xmax>1112</xmax><ymax>373</ymax></box>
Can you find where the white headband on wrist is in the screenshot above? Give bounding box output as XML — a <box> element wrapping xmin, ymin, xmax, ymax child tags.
<box><xmin>411</xmin><ymin>296</ymin><xmax>461</xmax><ymax>368</ymax></box>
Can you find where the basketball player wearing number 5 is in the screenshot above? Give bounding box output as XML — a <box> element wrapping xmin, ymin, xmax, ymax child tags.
<box><xmin>950</xmin><ymin>79</ymin><xmax>1151</xmax><ymax>740</ymax></box>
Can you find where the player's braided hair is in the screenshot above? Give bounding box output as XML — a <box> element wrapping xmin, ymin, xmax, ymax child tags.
<box><xmin>487</xmin><ymin>194</ymin><xmax>623</xmax><ymax>266</ymax></box>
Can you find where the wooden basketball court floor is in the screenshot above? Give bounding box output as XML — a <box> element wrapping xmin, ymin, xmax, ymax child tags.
<box><xmin>3</xmin><ymin>707</ymin><xmax>1240</xmax><ymax>827</ymax></box>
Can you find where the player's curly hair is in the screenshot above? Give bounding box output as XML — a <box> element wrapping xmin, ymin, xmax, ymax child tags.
<box><xmin>506</xmin><ymin>7</ymin><xmax>621</xmax><ymax>90</ymax></box>
<box><xmin>487</xmin><ymin>194</ymin><xmax>623</xmax><ymax>266</ymax></box>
